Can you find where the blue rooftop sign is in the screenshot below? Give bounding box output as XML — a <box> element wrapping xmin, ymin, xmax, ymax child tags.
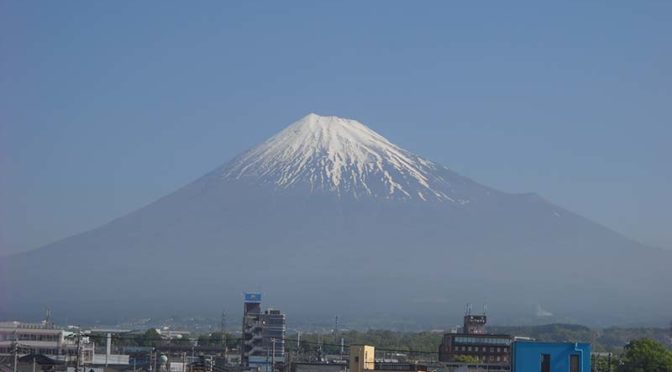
<box><xmin>244</xmin><ymin>292</ymin><xmax>262</xmax><ymax>303</ymax></box>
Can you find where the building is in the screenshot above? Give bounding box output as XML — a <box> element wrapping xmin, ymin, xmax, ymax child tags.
<box><xmin>0</xmin><ymin>321</ymin><xmax>129</xmax><ymax>369</ymax></box>
<box><xmin>511</xmin><ymin>341</ymin><xmax>591</xmax><ymax>372</ymax></box>
<box><xmin>0</xmin><ymin>321</ymin><xmax>78</xmax><ymax>357</ymax></box>
<box><xmin>261</xmin><ymin>309</ymin><xmax>286</xmax><ymax>362</ymax></box>
<box><xmin>242</xmin><ymin>293</ymin><xmax>264</xmax><ymax>367</ymax></box>
<box><xmin>349</xmin><ymin>345</ymin><xmax>427</xmax><ymax>372</ymax></box>
<box><xmin>438</xmin><ymin>310</ymin><xmax>512</xmax><ymax>369</ymax></box>
<box><xmin>350</xmin><ymin>345</ymin><xmax>375</xmax><ymax>372</ymax></box>
<box><xmin>241</xmin><ymin>293</ymin><xmax>286</xmax><ymax>372</ymax></box>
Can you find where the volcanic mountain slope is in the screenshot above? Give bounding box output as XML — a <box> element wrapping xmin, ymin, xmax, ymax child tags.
<box><xmin>2</xmin><ymin>114</ymin><xmax>670</xmax><ymax>325</ymax></box>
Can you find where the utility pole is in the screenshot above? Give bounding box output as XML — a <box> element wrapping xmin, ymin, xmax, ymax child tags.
<box><xmin>266</xmin><ymin>342</ymin><xmax>270</xmax><ymax>371</ymax></box>
<box><xmin>271</xmin><ymin>338</ymin><xmax>276</xmax><ymax>372</ymax></box>
<box><xmin>340</xmin><ymin>338</ymin><xmax>344</xmax><ymax>359</ymax></box>
<box><xmin>221</xmin><ymin>309</ymin><xmax>228</xmax><ymax>362</ymax></box>
<box><xmin>220</xmin><ymin>310</ymin><xmax>227</xmax><ymax>334</ymax></box>
<box><xmin>295</xmin><ymin>331</ymin><xmax>301</xmax><ymax>363</ymax></box>
<box><xmin>106</xmin><ymin>333</ymin><xmax>111</xmax><ymax>367</ymax></box>
<box><xmin>12</xmin><ymin>329</ymin><xmax>18</xmax><ymax>372</ymax></box>
<box><xmin>75</xmin><ymin>329</ymin><xmax>81</xmax><ymax>372</ymax></box>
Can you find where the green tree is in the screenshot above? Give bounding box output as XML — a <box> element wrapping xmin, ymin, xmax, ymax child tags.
<box><xmin>137</xmin><ymin>328</ymin><xmax>162</xmax><ymax>347</ymax></box>
<box><xmin>209</xmin><ymin>332</ymin><xmax>224</xmax><ymax>346</ymax></box>
<box><xmin>617</xmin><ymin>338</ymin><xmax>672</xmax><ymax>372</ymax></box>
<box><xmin>197</xmin><ymin>334</ymin><xmax>210</xmax><ymax>346</ymax></box>
<box><xmin>172</xmin><ymin>335</ymin><xmax>192</xmax><ymax>346</ymax></box>
<box><xmin>593</xmin><ymin>355</ymin><xmax>620</xmax><ymax>372</ymax></box>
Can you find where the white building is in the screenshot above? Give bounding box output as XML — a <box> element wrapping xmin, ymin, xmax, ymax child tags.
<box><xmin>0</xmin><ymin>321</ymin><xmax>77</xmax><ymax>356</ymax></box>
<box><xmin>0</xmin><ymin>322</ymin><xmax>128</xmax><ymax>366</ymax></box>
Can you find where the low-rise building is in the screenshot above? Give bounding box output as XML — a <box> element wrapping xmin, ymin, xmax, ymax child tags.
<box><xmin>511</xmin><ymin>341</ymin><xmax>591</xmax><ymax>372</ymax></box>
<box><xmin>438</xmin><ymin>311</ymin><xmax>512</xmax><ymax>368</ymax></box>
<box><xmin>0</xmin><ymin>321</ymin><xmax>76</xmax><ymax>356</ymax></box>
<box><xmin>350</xmin><ymin>346</ymin><xmax>426</xmax><ymax>372</ymax></box>
<box><xmin>0</xmin><ymin>321</ymin><xmax>129</xmax><ymax>369</ymax></box>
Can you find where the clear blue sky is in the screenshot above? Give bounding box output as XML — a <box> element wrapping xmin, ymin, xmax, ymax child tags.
<box><xmin>1</xmin><ymin>1</ymin><xmax>670</xmax><ymax>255</ymax></box>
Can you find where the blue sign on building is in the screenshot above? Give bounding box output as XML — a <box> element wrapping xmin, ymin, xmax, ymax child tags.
<box><xmin>512</xmin><ymin>341</ymin><xmax>591</xmax><ymax>372</ymax></box>
<box><xmin>244</xmin><ymin>292</ymin><xmax>262</xmax><ymax>303</ymax></box>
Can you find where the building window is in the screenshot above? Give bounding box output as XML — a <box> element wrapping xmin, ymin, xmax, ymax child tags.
<box><xmin>570</xmin><ymin>354</ymin><xmax>580</xmax><ymax>372</ymax></box>
<box><xmin>540</xmin><ymin>354</ymin><xmax>551</xmax><ymax>372</ymax></box>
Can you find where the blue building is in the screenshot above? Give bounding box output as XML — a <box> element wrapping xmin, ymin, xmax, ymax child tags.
<box><xmin>511</xmin><ymin>341</ymin><xmax>591</xmax><ymax>372</ymax></box>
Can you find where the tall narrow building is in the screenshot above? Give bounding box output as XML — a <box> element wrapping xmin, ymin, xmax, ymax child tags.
<box><xmin>261</xmin><ymin>309</ymin><xmax>286</xmax><ymax>362</ymax></box>
<box><xmin>241</xmin><ymin>293</ymin><xmax>287</xmax><ymax>371</ymax></box>
<box><xmin>242</xmin><ymin>293</ymin><xmax>263</xmax><ymax>366</ymax></box>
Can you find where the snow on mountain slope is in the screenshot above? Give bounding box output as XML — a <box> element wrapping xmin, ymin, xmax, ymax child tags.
<box><xmin>218</xmin><ymin>113</ymin><xmax>477</xmax><ymax>202</ymax></box>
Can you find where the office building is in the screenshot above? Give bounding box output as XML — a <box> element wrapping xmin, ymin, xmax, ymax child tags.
<box><xmin>261</xmin><ymin>309</ymin><xmax>286</xmax><ymax>362</ymax></box>
<box><xmin>438</xmin><ymin>309</ymin><xmax>512</xmax><ymax>368</ymax></box>
<box><xmin>0</xmin><ymin>321</ymin><xmax>72</xmax><ymax>356</ymax></box>
<box><xmin>241</xmin><ymin>293</ymin><xmax>286</xmax><ymax>372</ymax></box>
<box><xmin>242</xmin><ymin>293</ymin><xmax>264</xmax><ymax>367</ymax></box>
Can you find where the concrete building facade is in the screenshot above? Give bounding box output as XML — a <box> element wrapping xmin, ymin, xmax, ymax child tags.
<box><xmin>438</xmin><ymin>312</ymin><xmax>512</xmax><ymax>367</ymax></box>
<box><xmin>241</xmin><ymin>293</ymin><xmax>286</xmax><ymax>372</ymax></box>
<box><xmin>0</xmin><ymin>322</ymin><xmax>76</xmax><ymax>357</ymax></box>
<box><xmin>511</xmin><ymin>341</ymin><xmax>591</xmax><ymax>372</ymax></box>
<box><xmin>349</xmin><ymin>345</ymin><xmax>375</xmax><ymax>372</ymax></box>
<box><xmin>242</xmin><ymin>293</ymin><xmax>264</xmax><ymax>367</ymax></box>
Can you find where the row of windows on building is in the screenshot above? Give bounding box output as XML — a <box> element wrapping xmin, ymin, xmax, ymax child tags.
<box><xmin>462</xmin><ymin>354</ymin><xmax>509</xmax><ymax>363</ymax></box>
<box><xmin>0</xmin><ymin>334</ymin><xmax>61</xmax><ymax>342</ymax></box>
<box><xmin>0</xmin><ymin>347</ymin><xmax>61</xmax><ymax>354</ymax></box>
<box><xmin>453</xmin><ymin>336</ymin><xmax>511</xmax><ymax>346</ymax></box>
<box><xmin>454</xmin><ymin>345</ymin><xmax>508</xmax><ymax>354</ymax></box>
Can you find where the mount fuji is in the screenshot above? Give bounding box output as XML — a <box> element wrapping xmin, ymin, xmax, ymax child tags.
<box><xmin>2</xmin><ymin>114</ymin><xmax>671</xmax><ymax>326</ymax></box>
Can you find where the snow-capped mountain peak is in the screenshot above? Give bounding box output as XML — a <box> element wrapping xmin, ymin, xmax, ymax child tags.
<box><xmin>219</xmin><ymin>114</ymin><xmax>470</xmax><ymax>201</ymax></box>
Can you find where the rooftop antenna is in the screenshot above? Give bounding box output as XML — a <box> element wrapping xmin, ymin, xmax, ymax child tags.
<box><xmin>44</xmin><ymin>307</ymin><xmax>52</xmax><ymax>326</ymax></box>
<box><xmin>220</xmin><ymin>308</ymin><xmax>230</xmax><ymax>360</ymax></box>
<box><xmin>483</xmin><ymin>304</ymin><xmax>487</xmax><ymax>315</ymax></box>
<box><xmin>333</xmin><ymin>316</ymin><xmax>339</xmax><ymax>335</ymax></box>
<box><xmin>465</xmin><ymin>303</ymin><xmax>472</xmax><ymax>316</ymax></box>
<box><xmin>220</xmin><ymin>309</ymin><xmax>227</xmax><ymax>334</ymax></box>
